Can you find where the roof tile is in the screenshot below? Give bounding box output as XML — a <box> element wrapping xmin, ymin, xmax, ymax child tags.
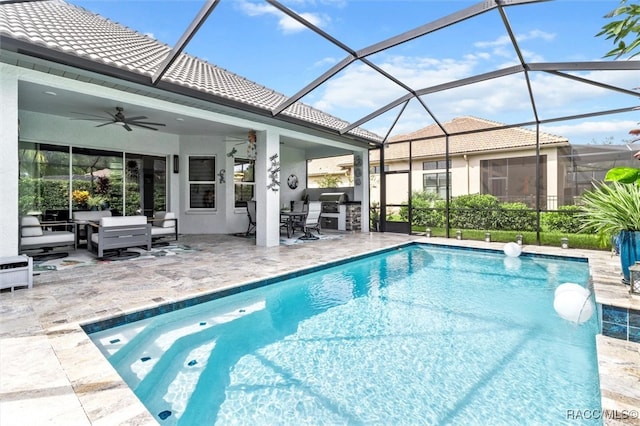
<box><xmin>373</xmin><ymin>116</ymin><xmax>568</xmax><ymax>161</ymax></box>
<box><xmin>0</xmin><ymin>0</ymin><xmax>382</xmax><ymax>142</ymax></box>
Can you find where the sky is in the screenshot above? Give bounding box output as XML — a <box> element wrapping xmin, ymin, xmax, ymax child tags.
<box><xmin>71</xmin><ymin>0</ymin><xmax>639</xmax><ymax>146</ymax></box>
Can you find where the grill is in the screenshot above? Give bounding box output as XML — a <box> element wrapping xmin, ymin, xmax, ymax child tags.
<box><xmin>319</xmin><ymin>192</ymin><xmax>348</xmax><ymax>229</ymax></box>
<box><xmin>319</xmin><ymin>192</ymin><xmax>349</xmax><ymax>214</ymax></box>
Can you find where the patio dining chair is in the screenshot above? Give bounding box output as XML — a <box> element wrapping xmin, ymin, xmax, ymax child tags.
<box><xmin>297</xmin><ymin>201</ymin><xmax>321</xmax><ymax>240</ymax></box>
<box><xmin>246</xmin><ymin>200</ymin><xmax>257</xmax><ymax>237</ymax></box>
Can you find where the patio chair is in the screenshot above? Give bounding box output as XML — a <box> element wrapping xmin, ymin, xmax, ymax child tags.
<box><xmin>298</xmin><ymin>201</ymin><xmax>321</xmax><ymax>240</ymax></box>
<box><xmin>282</xmin><ymin>201</ymin><xmax>307</xmax><ymax>236</ymax></box>
<box><xmin>19</xmin><ymin>215</ymin><xmax>76</xmax><ymax>259</ymax></box>
<box><xmin>246</xmin><ymin>201</ymin><xmax>256</xmax><ymax>237</ymax></box>
<box><xmin>87</xmin><ymin>216</ymin><xmax>151</xmax><ymax>259</ymax></box>
<box><xmin>149</xmin><ymin>211</ymin><xmax>178</xmax><ymax>245</ymax></box>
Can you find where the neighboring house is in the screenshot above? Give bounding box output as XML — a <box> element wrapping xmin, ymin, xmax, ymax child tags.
<box><xmin>308</xmin><ymin>116</ymin><xmax>573</xmax><ymax>210</ymax></box>
<box><xmin>375</xmin><ymin>116</ymin><xmax>571</xmax><ymax>209</ymax></box>
<box><xmin>0</xmin><ymin>0</ymin><xmax>376</xmax><ymax>253</ymax></box>
<box><xmin>306</xmin><ymin>156</ymin><xmax>354</xmax><ymax>189</ymax></box>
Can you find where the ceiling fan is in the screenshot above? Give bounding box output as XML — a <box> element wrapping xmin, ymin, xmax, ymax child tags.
<box><xmin>71</xmin><ymin>107</ymin><xmax>166</xmax><ymax>131</ymax></box>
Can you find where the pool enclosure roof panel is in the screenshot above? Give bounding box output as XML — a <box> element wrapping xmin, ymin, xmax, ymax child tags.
<box><xmin>1</xmin><ymin>0</ymin><xmax>638</xmax><ymax>147</ymax></box>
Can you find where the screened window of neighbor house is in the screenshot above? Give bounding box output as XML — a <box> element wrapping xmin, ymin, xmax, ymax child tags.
<box><xmin>481</xmin><ymin>155</ymin><xmax>546</xmax><ymax>208</ymax></box>
<box><xmin>188</xmin><ymin>156</ymin><xmax>215</xmax><ymax>209</ymax></box>
<box><xmin>234</xmin><ymin>158</ymin><xmax>255</xmax><ymax>208</ymax></box>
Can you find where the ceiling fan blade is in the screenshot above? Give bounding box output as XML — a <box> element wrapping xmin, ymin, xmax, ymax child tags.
<box><xmin>70</xmin><ymin>112</ymin><xmax>111</xmax><ymax>119</ymax></box>
<box><xmin>129</xmin><ymin>122</ymin><xmax>159</xmax><ymax>131</ymax></box>
<box><xmin>124</xmin><ymin>116</ymin><xmax>147</xmax><ymax>121</ymax></box>
<box><xmin>70</xmin><ymin>118</ymin><xmax>110</xmax><ymax>122</ymax></box>
<box><xmin>95</xmin><ymin>122</ymin><xmax>115</xmax><ymax>128</ymax></box>
<box><xmin>129</xmin><ymin>120</ymin><xmax>166</xmax><ymax>127</ymax></box>
<box><xmin>123</xmin><ymin>123</ymin><xmax>133</xmax><ymax>132</ymax></box>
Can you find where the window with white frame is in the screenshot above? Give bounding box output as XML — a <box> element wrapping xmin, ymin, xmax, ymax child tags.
<box><xmin>423</xmin><ymin>172</ymin><xmax>450</xmax><ymax>199</ymax></box>
<box><xmin>234</xmin><ymin>158</ymin><xmax>255</xmax><ymax>208</ymax></box>
<box><xmin>188</xmin><ymin>156</ymin><xmax>216</xmax><ymax>209</ymax></box>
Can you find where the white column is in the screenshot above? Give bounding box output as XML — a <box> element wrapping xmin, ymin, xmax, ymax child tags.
<box><xmin>0</xmin><ymin>66</ymin><xmax>19</xmax><ymax>256</ymax></box>
<box><xmin>255</xmin><ymin>130</ymin><xmax>281</xmax><ymax>247</ymax></box>
<box><xmin>353</xmin><ymin>150</ymin><xmax>370</xmax><ymax>232</ymax></box>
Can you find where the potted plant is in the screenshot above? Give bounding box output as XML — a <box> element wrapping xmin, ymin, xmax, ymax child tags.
<box><xmin>579</xmin><ymin>181</ymin><xmax>640</xmax><ymax>283</ymax></box>
<box><xmin>87</xmin><ymin>195</ymin><xmax>107</xmax><ymax>211</ymax></box>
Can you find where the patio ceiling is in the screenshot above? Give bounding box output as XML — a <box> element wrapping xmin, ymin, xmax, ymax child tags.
<box><xmin>2</xmin><ymin>0</ymin><xmax>639</xmax><ymax>148</ymax></box>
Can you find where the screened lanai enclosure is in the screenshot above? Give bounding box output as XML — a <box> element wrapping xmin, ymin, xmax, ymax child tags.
<box><xmin>5</xmin><ymin>0</ymin><xmax>640</xmax><ymax>247</ymax></box>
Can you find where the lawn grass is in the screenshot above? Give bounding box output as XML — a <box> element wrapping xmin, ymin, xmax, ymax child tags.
<box><xmin>415</xmin><ymin>227</ymin><xmax>610</xmax><ymax>251</ymax></box>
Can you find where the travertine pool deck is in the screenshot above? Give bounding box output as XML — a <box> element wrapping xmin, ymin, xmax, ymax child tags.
<box><xmin>0</xmin><ymin>233</ymin><xmax>638</xmax><ymax>425</ymax></box>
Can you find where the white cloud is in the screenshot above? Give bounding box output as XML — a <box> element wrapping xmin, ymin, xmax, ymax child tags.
<box><xmin>144</xmin><ymin>32</ymin><xmax>155</xmax><ymax>39</ymax></box>
<box><xmin>237</xmin><ymin>1</ymin><xmax>277</xmax><ymax>17</ymax></box>
<box><xmin>236</xmin><ymin>0</ymin><xmax>328</xmax><ymax>34</ymax></box>
<box><xmin>474</xmin><ymin>30</ymin><xmax>556</xmax><ymax>49</ymax></box>
<box><xmin>278</xmin><ymin>12</ymin><xmax>327</xmax><ymax>34</ymax></box>
<box><xmin>310</xmin><ymin>50</ymin><xmax>638</xmax><ymax>142</ymax></box>
<box><xmin>313</xmin><ymin>56</ymin><xmax>339</xmax><ymax>68</ymax></box>
<box><xmin>541</xmin><ymin>120</ymin><xmax>638</xmax><ymax>144</ymax></box>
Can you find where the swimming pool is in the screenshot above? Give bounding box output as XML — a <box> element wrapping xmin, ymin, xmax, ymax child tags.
<box><xmin>87</xmin><ymin>243</ymin><xmax>601</xmax><ymax>425</ymax></box>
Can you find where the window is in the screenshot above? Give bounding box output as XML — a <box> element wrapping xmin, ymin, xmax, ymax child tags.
<box><xmin>234</xmin><ymin>158</ymin><xmax>255</xmax><ymax>208</ymax></box>
<box><xmin>422</xmin><ymin>160</ymin><xmax>451</xmax><ymax>170</ymax></box>
<box><xmin>188</xmin><ymin>156</ymin><xmax>216</xmax><ymax>209</ymax></box>
<box><xmin>481</xmin><ymin>155</ymin><xmax>546</xmax><ymax>208</ymax></box>
<box><xmin>125</xmin><ymin>153</ymin><xmax>167</xmax><ymax>216</ymax></box>
<box><xmin>371</xmin><ymin>165</ymin><xmax>389</xmax><ymax>174</ymax></box>
<box><xmin>19</xmin><ymin>142</ymin><xmax>71</xmax><ymax>219</ymax></box>
<box><xmin>72</xmin><ymin>147</ymin><xmax>124</xmax><ymax>214</ymax></box>
<box><xmin>423</xmin><ymin>172</ymin><xmax>450</xmax><ymax>199</ymax></box>
<box><xmin>18</xmin><ymin>143</ymin><xmax>168</xmax><ymax>219</ymax></box>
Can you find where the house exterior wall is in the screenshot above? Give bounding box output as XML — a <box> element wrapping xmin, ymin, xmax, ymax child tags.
<box><xmin>0</xmin><ymin>66</ymin><xmax>19</xmax><ymax>257</ymax></box>
<box><xmin>279</xmin><ymin>146</ymin><xmax>307</xmax><ymax>207</ymax></box>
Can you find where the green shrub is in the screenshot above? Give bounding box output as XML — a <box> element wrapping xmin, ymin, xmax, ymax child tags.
<box><xmin>498</xmin><ymin>202</ymin><xmax>537</xmax><ymax>231</ymax></box>
<box><xmin>541</xmin><ymin>205</ymin><xmax>584</xmax><ymax>234</ymax></box>
<box><xmin>402</xmin><ymin>191</ymin><xmax>445</xmax><ymax>227</ymax></box>
<box><xmin>449</xmin><ymin>194</ymin><xmax>500</xmax><ymax>229</ymax></box>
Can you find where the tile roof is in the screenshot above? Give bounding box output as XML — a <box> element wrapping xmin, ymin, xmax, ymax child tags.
<box><xmin>372</xmin><ymin>116</ymin><xmax>569</xmax><ymax>161</ymax></box>
<box><xmin>0</xmin><ymin>0</ymin><xmax>382</xmax><ymax>143</ymax></box>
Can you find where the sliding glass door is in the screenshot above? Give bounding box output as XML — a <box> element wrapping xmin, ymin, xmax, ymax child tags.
<box><xmin>18</xmin><ymin>142</ymin><xmax>167</xmax><ymax>219</ymax></box>
<box><xmin>125</xmin><ymin>153</ymin><xmax>167</xmax><ymax>217</ymax></box>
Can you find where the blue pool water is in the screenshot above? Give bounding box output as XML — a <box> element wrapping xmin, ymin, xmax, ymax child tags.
<box><xmin>87</xmin><ymin>244</ymin><xmax>601</xmax><ymax>425</ymax></box>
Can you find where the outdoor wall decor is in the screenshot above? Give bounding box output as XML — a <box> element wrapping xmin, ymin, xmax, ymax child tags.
<box><xmin>354</xmin><ymin>154</ymin><xmax>362</xmax><ymax>186</ymax></box>
<box><xmin>226</xmin><ymin>147</ymin><xmax>237</xmax><ymax>157</ymax></box>
<box><xmin>267</xmin><ymin>153</ymin><xmax>280</xmax><ymax>192</ymax></box>
<box><xmin>247</xmin><ymin>130</ymin><xmax>257</xmax><ymax>160</ymax></box>
<box><xmin>173</xmin><ymin>155</ymin><xmax>179</xmax><ymax>173</ymax></box>
<box><xmin>287</xmin><ymin>174</ymin><xmax>298</xmax><ymax>189</ymax></box>
<box><xmin>218</xmin><ymin>169</ymin><xmax>226</xmax><ymax>184</ymax></box>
